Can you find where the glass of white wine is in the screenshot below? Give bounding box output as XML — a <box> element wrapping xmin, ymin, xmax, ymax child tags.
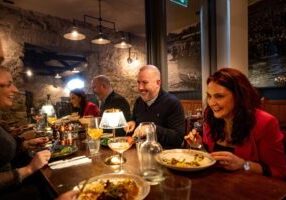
<box><xmin>108</xmin><ymin>137</ymin><xmax>132</xmax><ymax>173</ymax></box>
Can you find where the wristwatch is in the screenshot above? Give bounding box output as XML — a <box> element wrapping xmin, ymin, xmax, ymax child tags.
<box><xmin>243</xmin><ymin>161</ymin><xmax>251</xmax><ymax>171</ymax></box>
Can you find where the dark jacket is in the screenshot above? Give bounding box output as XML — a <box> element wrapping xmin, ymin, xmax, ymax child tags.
<box><xmin>100</xmin><ymin>91</ymin><xmax>131</xmax><ymax>121</ymax></box>
<box><xmin>132</xmin><ymin>89</ymin><xmax>185</xmax><ymax>149</ymax></box>
<box><xmin>100</xmin><ymin>91</ymin><xmax>131</xmax><ymax>136</ymax></box>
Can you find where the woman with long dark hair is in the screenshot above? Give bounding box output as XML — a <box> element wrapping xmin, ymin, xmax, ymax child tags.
<box><xmin>70</xmin><ymin>88</ymin><xmax>100</xmax><ymax>117</ymax></box>
<box><xmin>186</xmin><ymin>68</ymin><xmax>286</xmax><ymax>178</ymax></box>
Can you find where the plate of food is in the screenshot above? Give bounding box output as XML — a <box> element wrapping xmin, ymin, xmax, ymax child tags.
<box><xmin>75</xmin><ymin>173</ymin><xmax>150</xmax><ymax>200</ymax></box>
<box><xmin>155</xmin><ymin>149</ymin><xmax>216</xmax><ymax>171</ymax></box>
<box><xmin>51</xmin><ymin>145</ymin><xmax>78</xmax><ymax>159</ymax></box>
<box><xmin>100</xmin><ymin>137</ymin><xmax>110</xmax><ymax>147</ymax></box>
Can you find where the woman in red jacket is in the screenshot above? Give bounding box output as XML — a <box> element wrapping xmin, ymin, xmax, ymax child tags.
<box><xmin>70</xmin><ymin>89</ymin><xmax>100</xmax><ymax>117</ymax></box>
<box><xmin>186</xmin><ymin>68</ymin><xmax>286</xmax><ymax>178</ymax></box>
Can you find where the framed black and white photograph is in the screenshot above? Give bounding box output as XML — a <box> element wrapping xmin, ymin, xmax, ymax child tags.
<box><xmin>167</xmin><ymin>24</ymin><xmax>202</xmax><ymax>92</ymax></box>
<box><xmin>248</xmin><ymin>0</ymin><xmax>286</xmax><ymax>88</ymax></box>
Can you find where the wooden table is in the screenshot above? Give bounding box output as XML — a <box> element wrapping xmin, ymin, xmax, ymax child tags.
<box><xmin>40</xmin><ymin>142</ymin><xmax>286</xmax><ymax>200</ymax></box>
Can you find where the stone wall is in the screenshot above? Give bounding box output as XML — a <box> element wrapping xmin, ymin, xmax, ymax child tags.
<box><xmin>0</xmin><ymin>4</ymin><xmax>145</xmax><ymax>122</ymax></box>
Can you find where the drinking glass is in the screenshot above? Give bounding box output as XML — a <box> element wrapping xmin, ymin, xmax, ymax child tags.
<box><xmin>87</xmin><ymin>117</ymin><xmax>103</xmax><ymax>156</ymax></box>
<box><xmin>108</xmin><ymin>137</ymin><xmax>132</xmax><ymax>173</ymax></box>
<box><xmin>162</xmin><ymin>176</ymin><xmax>192</xmax><ymax>200</ymax></box>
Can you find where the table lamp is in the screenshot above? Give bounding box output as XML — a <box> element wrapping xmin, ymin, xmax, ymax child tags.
<box><xmin>99</xmin><ymin>108</ymin><xmax>127</xmax><ymax>165</ymax></box>
<box><xmin>99</xmin><ymin>108</ymin><xmax>127</xmax><ymax>137</ymax></box>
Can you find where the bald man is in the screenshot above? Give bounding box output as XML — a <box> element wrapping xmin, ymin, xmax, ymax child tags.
<box><xmin>92</xmin><ymin>75</ymin><xmax>131</xmax><ymax>136</ymax></box>
<box><xmin>126</xmin><ymin>65</ymin><xmax>185</xmax><ymax>149</ymax></box>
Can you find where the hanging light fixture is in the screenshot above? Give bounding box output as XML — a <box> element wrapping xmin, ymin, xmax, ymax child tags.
<box><xmin>91</xmin><ymin>0</ymin><xmax>111</xmax><ymax>44</ymax></box>
<box><xmin>91</xmin><ymin>32</ymin><xmax>110</xmax><ymax>44</ymax></box>
<box><xmin>114</xmin><ymin>32</ymin><xmax>132</xmax><ymax>49</ymax></box>
<box><xmin>64</xmin><ymin>0</ymin><xmax>132</xmax><ymax>47</ymax></box>
<box><xmin>126</xmin><ymin>48</ymin><xmax>139</xmax><ymax>66</ymax></box>
<box><xmin>127</xmin><ymin>48</ymin><xmax>133</xmax><ymax>64</ymax></box>
<box><xmin>72</xmin><ymin>68</ymin><xmax>80</xmax><ymax>73</ymax></box>
<box><xmin>55</xmin><ymin>73</ymin><xmax>62</xmax><ymax>79</ymax></box>
<box><xmin>63</xmin><ymin>20</ymin><xmax>86</xmax><ymax>41</ymax></box>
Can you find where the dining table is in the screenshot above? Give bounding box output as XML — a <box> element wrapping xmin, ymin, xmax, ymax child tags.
<box><xmin>40</xmin><ymin>140</ymin><xmax>286</xmax><ymax>200</ymax></box>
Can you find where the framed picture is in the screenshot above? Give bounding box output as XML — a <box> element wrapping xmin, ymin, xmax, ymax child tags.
<box><xmin>248</xmin><ymin>0</ymin><xmax>286</xmax><ymax>88</ymax></box>
<box><xmin>167</xmin><ymin>24</ymin><xmax>202</xmax><ymax>92</ymax></box>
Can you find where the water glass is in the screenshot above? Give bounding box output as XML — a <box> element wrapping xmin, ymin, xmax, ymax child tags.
<box><xmin>87</xmin><ymin>138</ymin><xmax>100</xmax><ymax>156</ymax></box>
<box><xmin>162</xmin><ymin>176</ymin><xmax>192</xmax><ymax>200</ymax></box>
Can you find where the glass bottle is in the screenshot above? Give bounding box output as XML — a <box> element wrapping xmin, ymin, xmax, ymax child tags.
<box><xmin>139</xmin><ymin>122</ymin><xmax>164</xmax><ymax>185</ymax></box>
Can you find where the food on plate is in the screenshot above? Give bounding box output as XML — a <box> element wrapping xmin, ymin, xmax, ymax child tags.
<box><xmin>51</xmin><ymin>146</ymin><xmax>74</xmax><ymax>158</ymax></box>
<box><xmin>162</xmin><ymin>153</ymin><xmax>207</xmax><ymax>167</ymax></box>
<box><xmin>78</xmin><ymin>178</ymin><xmax>139</xmax><ymax>200</ymax></box>
<box><xmin>100</xmin><ymin>137</ymin><xmax>109</xmax><ymax>146</ymax></box>
<box><xmin>87</xmin><ymin>128</ymin><xmax>103</xmax><ymax>139</ymax></box>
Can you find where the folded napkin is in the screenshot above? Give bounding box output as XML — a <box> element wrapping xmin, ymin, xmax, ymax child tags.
<box><xmin>48</xmin><ymin>156</ymin><xmax>92</xmax><ymax>169</ymax></box>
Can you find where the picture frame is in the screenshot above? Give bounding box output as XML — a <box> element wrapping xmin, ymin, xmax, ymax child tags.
<box><xmin>167</xmin><ymin>24</ymin><xmax>202</xmax><ymax>92</ymax></box>
<box><xmin>248</xmin><ymin>0</ymin><xmax>286</xmax><ymax>88</ymax></box>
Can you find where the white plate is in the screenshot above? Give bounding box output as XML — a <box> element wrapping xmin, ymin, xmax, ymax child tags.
<box><xmin>156</xmin><ymin>149</ymin><xmax>216</xmax><ymax>171</ymax></box>
<box><xmin>74</xmin><ymin>173</ymin><xmax>150</xmax><ymax>200</ymax></box>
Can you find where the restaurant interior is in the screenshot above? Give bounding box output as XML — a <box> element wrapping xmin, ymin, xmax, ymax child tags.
<box><xmin>0</xmin><ymin>0</ymin><xmax>286</xmax><ymax>199</ymax></box>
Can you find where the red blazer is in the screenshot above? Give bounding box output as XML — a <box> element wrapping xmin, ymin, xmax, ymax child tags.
<box><xmin>203</xmin><ymin>109</ymin><xmax>286</xmax><ymax>178</ymax></box>
<box><xmin>83</xmin><ymin>102</ymin><xmax>100</xmax><ymax>117</ymax></box>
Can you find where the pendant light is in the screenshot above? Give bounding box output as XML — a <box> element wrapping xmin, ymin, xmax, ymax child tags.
<box><xmin>63</xmin><ymin>20</ymin><xmax>86</xmax><ymax>41</ymax></box>
<box><xmin>114</xmin><ymin>32</ymin><xmax>132</xmax><ymax>49</ymax></box>
<box><xmin>91</xmin><ymin>0</ymin><xmax>111</xmax><ymax>45</ymax></box>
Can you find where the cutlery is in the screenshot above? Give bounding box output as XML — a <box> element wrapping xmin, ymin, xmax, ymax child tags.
<box><xmin>76</xmin><ymin>178</ymin><xmax>89</xmax><ymax>198</ymax></box>
<box><xmin>48</xmin><ymin>156</ymin><xmax>86</xmax><ymax>166</ymax></box>
<box><xmin>49</xmin><ymin>139</ymin><xmax>60</xmax><ymax>153</ymax></box>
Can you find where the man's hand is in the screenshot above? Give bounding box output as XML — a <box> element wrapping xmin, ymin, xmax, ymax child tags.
<box><xmin>22</xmin><ymin>137</ymin><xmax>49</xmax><ymax>150</ymax></box>
<box><xmin>124</xmin><ymin>121</ymin><xmax>136</xmax><ymax>134</ymax></box>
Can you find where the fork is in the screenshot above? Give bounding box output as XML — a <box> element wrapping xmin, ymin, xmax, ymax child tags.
<box><xmin>76</xmin><ymin>178</ymin><xmax>89</xmax><ymax>198</ymax></box>
<box><xmin>187</xmin><ymin>123</ymin><xmax>206</xmax><ymax>152</ymax></box>
<box><xmin>49</xmin><ymin>138</ymin><xmax>60</xmax><ymax>153</ymax></box>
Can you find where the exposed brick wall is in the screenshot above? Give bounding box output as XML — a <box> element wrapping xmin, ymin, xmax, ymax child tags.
<box><xmin>0</xmin><ymin>4</ymin><xmax>145</xmax><ymax>122</ymax></box>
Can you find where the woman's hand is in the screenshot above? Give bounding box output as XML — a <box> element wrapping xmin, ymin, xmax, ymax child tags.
<box><xmin>28</xmin><ymin>150</ymin><xmax>51</xmax><ymax>173</ymax></box>
<box><xmin>211</xmin><ymin>151</ymin><xmax>245</xmax><ymax>171</ymax></box>
<box><xmin>22</xmin><ymin>137</ymin><xmax>49</xmax><ymax>150</ymax></box>
<box><xmin>16</xmin><ymin>150</ymin><xmax>51</xmax><ymax>181</ymax></box>
<box><xmin>184</xmin><ymin>129</ymin><xmax>202</xmax><ymax>147</ymax></box>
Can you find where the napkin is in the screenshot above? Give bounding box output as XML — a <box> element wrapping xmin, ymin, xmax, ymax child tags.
<box><xmin>48</xmin><ymin>156</ymin><xmax>92</xmax><ymax>169</ymax></box>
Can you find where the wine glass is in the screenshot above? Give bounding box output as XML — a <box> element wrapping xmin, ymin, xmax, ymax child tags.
<box><xmin>108</xmin><ymin>137</ymin><xmax>132</xmax><ymax>173</ymax></box>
